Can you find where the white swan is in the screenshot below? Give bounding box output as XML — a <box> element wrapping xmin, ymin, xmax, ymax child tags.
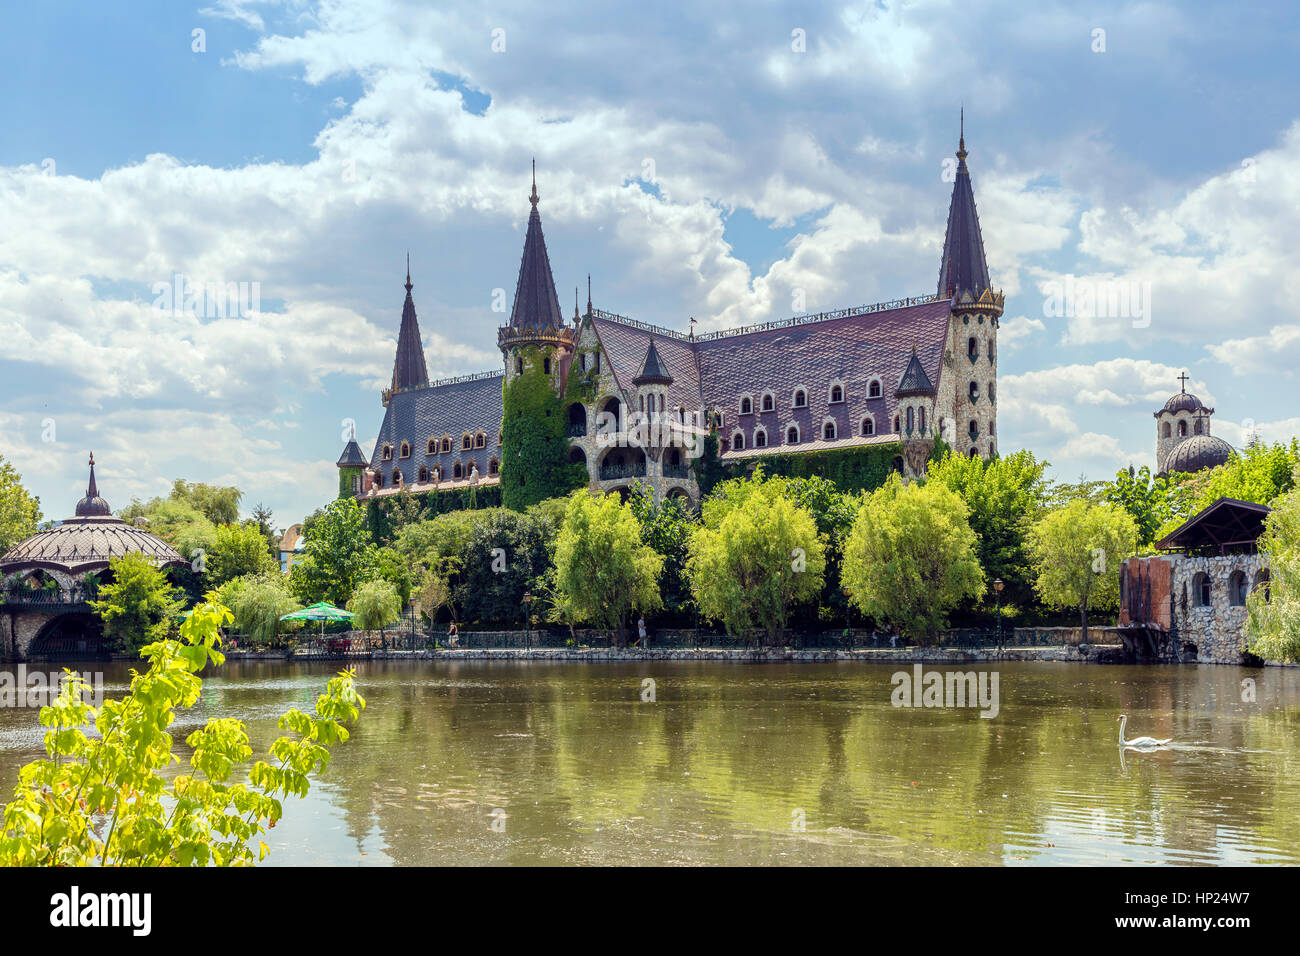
<box><xmin>1117</xmin><ymin>714</ymin><xmax>1172</xmax><ymax>748</ymax></box>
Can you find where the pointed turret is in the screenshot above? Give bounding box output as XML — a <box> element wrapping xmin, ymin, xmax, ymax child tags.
<box><xmin>633</xmin><ymin>339</ymin><xmax>673</xmax><ymax>387</ymax></box>
<box><xmin>937</xmin><ymin>111</ymin><xmax>992</xmax><ymax>300</ymax></box>
<box><xmin>391</xmin><ymin>255</ymin><xmax>429</xmax><ymax>393</ymax></box>
<box><xmin>75</xmin><ymin>452</ymin><xmax>112</xmax><ymax>517</ymax></box>
<box><xmin>505</xmin><ymin>160</ymin><xmax>565</xmax><ymax>335</ymax></box>
<box><xmin>895</xmin><ymin>345</ymin><xmax>936</xmax><ymax>397</ymax></box>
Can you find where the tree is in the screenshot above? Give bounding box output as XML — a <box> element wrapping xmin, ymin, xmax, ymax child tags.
<box><xmin>1027</xmin><ymin>500</ymin><xmax>1138</xmax><ymax>643</ymax></box>
<box><xmin>1160</xmin><ymin>439</ymin><xmax>1300</xmax><ymax>539</ymax></box>
<box><xmin>552</xmin><ymin>492</ymin><xmax>663</xmax><ymax>646</ymax></box>
<box><xmin>1106</xmin><ymin>464</ymin><xmax>1172</xmax><ymax>546</ymax></box>
<box><xmin>168</xmin><ymin>479</ymin><xmax>243</xmax><ymax>526</ymax></box>
<box><xmin>213</xmin><ymin>574</ymin><xmax>301</xmax><ymax>647</ymax></box>
<box><xmin>841</xmin><ymin>475</ymin><xmax>983</xmax><ymax>643</ymax></box>
<box><xmin>1246</xmin><ymin>479</ymin><xmax>1300</xmax><ymax>662</ymax></box>
<box><xmin>366</xmin><ymin>545</ymin><xmax>414</xmax><ymax>607</ymax></box>
<box><xmin>686</xmin><ymin>474</ymin><xmax>826</xmax><ymax>645</ymax></box>
<box><xmin>118</xmin><ymin>497</ymin><xmax>216</xmax><ymax>559</ymax></box>
<box><xmin>206</xmin><ymin>522</ymin><xmax>278</xmax><ymax>587</ymax></box>
<box><xmin>0</xmin><ymin>456</ymin><xmax>42</xmax><ymax>553</ymax></box>
<box><xmin>348</xmin><ymin>578</ymin><xmax>402</xmax><ymax>648</ymax></box>
<box><xmin>250</xmin><ymin>502</ymin><xmax>280</xmax><ymax>557</ymax></box>
<box><xmin>926</xmin><ymin>449</ymin><xmax>1048</xmax><ymax>607</ymax></box>
<box><xmin>456</xmin><ymin>509</ymin><xmax>558</xmax><ymax>626</ymax></box>
<box><xmin>628</xmin><ymin>483</ymin><xmax>696</xmax><ymax>616</ymax></box>
<box><xmin>90</xmin><ymin>552</ymin><xmax>185</xmax><ymax>652</ymax></box>
<box><xmin>0</xmin><ymin>602</ymin><xmax>364</xmax><ymax>866</ymax></box>
<box><xmin>288</xmin><ymin>498</ymin><xmax>375</xmax><ymax>606</ymax></box>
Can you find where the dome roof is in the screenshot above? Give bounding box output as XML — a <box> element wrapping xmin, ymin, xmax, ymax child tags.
<box><xmin>0</xmin><ymin>453</ymin><xmax>185</xmax><ymax>576</ymax></box>
<box><xmin>1165</xmin><ymin>435</ymin><xmax>1233</xmax><ymax>475</ymax></box>
<box><xmin>0</xmin><ymin>517</ymin><xmax>186</xmax><ymax>576</ymax></box>
<box><xmin>1162</xmin><ymin>391</ymin><xmax>1206</xmax><ymax>414</ymax></box>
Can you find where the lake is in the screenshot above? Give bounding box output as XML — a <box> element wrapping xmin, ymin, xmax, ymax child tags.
<box><xmin>1</xmin><ymin>659</ymin><xmax>1297</xmax><ymax>865</ymax></box>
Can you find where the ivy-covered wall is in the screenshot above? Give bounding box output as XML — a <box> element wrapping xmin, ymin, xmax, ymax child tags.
<box><xmin>338</xmin><ymin>466</ymin><xmax>362</xmax><ymax>500</ymax></box>
<box><xmin>366</xmin><ymin>484</ymin><xmax>503</xmax><ymax>544</ymax></box>
<box><xmin>706</xmin><ymin>442</ymin><xmax>910</xmax><ymax>496</ymax></box>
<box><xmin>500</xmin><ymin>345</ymin><xmax>587</xmax><ymax>511</ymax></box>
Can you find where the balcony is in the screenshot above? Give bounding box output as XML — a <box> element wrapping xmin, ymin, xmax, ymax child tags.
<box><xmin>662</xmin><ymin>462</ymin><xmax>692</xmax><ymax>479</ymax></box>
<box><xmin>599</xmin><ymin>462</ymin><xmax>647</xmax><ymax>481</ymax></box>
<box><xmin>566</xmin><ymin>423</ymin><xmax>587</xmax><ymax>438</ymax></box>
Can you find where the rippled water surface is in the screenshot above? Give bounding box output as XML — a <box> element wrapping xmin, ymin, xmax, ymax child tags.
<box><xmin>2</xmin><ymin>660</ymin><xmax>1297</xmax><ymax>866</ymax></box>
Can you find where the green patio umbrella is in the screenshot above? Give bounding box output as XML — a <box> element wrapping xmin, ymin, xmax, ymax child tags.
<box><xmin>280</xmin><ymin>602</ymin><xmax>355</xmax><ymax>642</ymax></box>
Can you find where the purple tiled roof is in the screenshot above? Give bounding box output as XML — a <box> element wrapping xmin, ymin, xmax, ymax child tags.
<box><xmin>591</xmin><ymin>299</ymin><xmax>950</xmax><ymax>451</ymax></box>
<box><xmin>368</xmin><ymin>371</ymin><xmax>504</xmax><ymax>485</ymax></box>
<box><xmin>507</xmin><ymin>182</ymin><xmax>565</xmax><ymax>334</ymax></box>
<box><xmin>936</xmin><ymin>127</ymin><xmax>991</xmax><ymax>299</ymax></box>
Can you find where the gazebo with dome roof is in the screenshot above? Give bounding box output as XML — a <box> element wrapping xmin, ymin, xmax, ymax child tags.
<box><xmin>0</xmin><ymin>454</ymin><xmax>186</xmax><ymax>660</ymax></box>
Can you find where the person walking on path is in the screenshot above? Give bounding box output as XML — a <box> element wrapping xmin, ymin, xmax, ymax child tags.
<box><xmin>637</xmin><ymin>616</ymin><xmax>648</xmax><ymax>648</ymax></box>
<box><xmin>447</xmin><ymin>621</ymin><xmax>459</xmax><ymax>647</ymax></box>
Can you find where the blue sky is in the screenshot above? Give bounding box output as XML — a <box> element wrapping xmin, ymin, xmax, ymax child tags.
<box><xmin>1</xmin><ymin>0</ymin><xmax>1298</xmax><ymax>529</ymax></box>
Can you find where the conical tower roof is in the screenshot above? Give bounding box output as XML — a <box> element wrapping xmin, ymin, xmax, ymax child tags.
<box><xmin>392</xmin><ymin>256</ymin><xmax>429</xmax><ymax>391</ymax></box>
<box><xmin>937</xmin><ymin>111</ymin><xmax>992</xmax><ymax>300</ymax></box>
<box><xmin>506</xmin><ymin>162</ymin><xmax>565</xmax><ymax>335</ymax></box>
<box><xmin>895</xmin><ymin>345</ymin><xmax>936</xmax><ymax>397</ymax></box>
<box><xmin>632</xmin><ymin>338</ymin><xmax>673</xmax><ymax>386</ymax></box>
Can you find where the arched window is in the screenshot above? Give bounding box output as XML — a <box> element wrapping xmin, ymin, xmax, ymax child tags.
<box><xmin>639</xmin><ymin>394</ymin><xmax>645</xmax><ymax>412</ymax></box>
<box><xmin>792</xmin><ymin>389</ymin><xmax>807</xmax><ymax>408</ymax></box>
<box><xmin>732</xmin><ymin>431</ymin><xmax>745</xmax><ymax>451</ymax></box>
<box><xmin>516</xmin><ymin>357</ymin><xmax>524</xmax><ymax>374</ymax></box>
<box><xmin>969</xmin><ymin>381</ymin><xmax>980</xmax><ymax>402</ymax></box>
<box><xmin>893</xmin><ymin>416</ymin><xmax>900</xmax><ymax>433</ymax></box>
<box><xmin>969</xmin><ymin>447</ymin><xmax>979</xmax><ymax>458</ymax></box>
<box><xmin>399</xmin><ymin>441</ymin><xmax>410</xmax><ymax>458</ymax></box>
<box><xmin>968</xmin><ymin>419</ymin><xmax>979</xmax><ymax>438</ymax></box>
<box><xmin>754</xmin><ymin>428</ymin><xmax>767</xmax><ymax>448</ymax></box>
<box><xmin>906</xmin><ymin>407</ymin><xmax>914</xmax><ymax>433</ymax></box>
<box><xmin>374</xmin><ymin>472</ymin><xmax>384</xmax><ymax>488</ymax></box>
<box><xmin>543</xmin><ymin>357</ymin><xmax>552</xmax><ymax>375</ymax></box>
<box><xmin>453</xmin><ymin>461</ymin><xmax>463</xmax><ymax>480</ymax></box>
<box><xmin>989</xmin><ymin>421</ymin><xmax>995</xmax><ymax>436</ymax></box>
<box><xmin>740</xmin><ymin>396</ymin><xmax>753</xmax><ymax>415</ymax></box>
<box><xmin>823</xmin><ymin>421</ymin><xmax>837</xmax><ymax>441</ymax></box>
<box><xmin>1178</xmin><ymin>421</ymin><xmax>1188</xmax><ymax>438</ymax></box>
<box><xmin>968</xmin><ymin>337</ymin><xmax>979</xmax><ymax>361</ymax></box>
<box><xmin>475</xmin><ymin>432</ymin><xmax>486</xmax><ymax>448</ymax></box>
<box><xmin>989</xmin><ymin>382</ymin><xmax>996</xmax><ymax>404</ymax></box>
<box><xmin>382</xmin><ymin>444</ymin><xmax>393</xmax><ymax>461</ymax></box>
<box><xmin>431</xmin><ymin>466</ymin><xmax>441</xmax><ymax>482</ymax></box>
<box><xmin>418</xmin><ymin>465</ymin><xmax>429</xmax><ymax>482</ymax></box>
<box><xmin>1193</xmin><ymin>572</ymin><xmax>1212</xmax><ymax>607</ymax></box>
<box><xmin>860</xmin><ymin>417</ymin><xmax>874</xmax><ymax>436</ymax></box>
<box><xmin>391</xmin><ymin>468</ymin><xmax>402</xmax><ymax>486</ymax></box>
<box><xmin>868</xmin><ymin>379</ymin><xmax>882</xmax><ymax>399</ymax></box>
<box><xmin>462</xmin><ymin>433</ymin><xmax>473</xmax><ymax>450</ymax></box>
<box><xmin>1194</xmin><ymin>419</ymin><xmax>1204</xmax><ymax>436</ymax></box>
<box><xmin>787</xmin><ymin>425</ymin><xmax>800</xmax><ymax>444</ymax></box>
<box><xmin>488</xmin><ymin>458</ymin><xmax>499</xmax><ymax>476</ymax></box>
<box><xmin>1228</xmin><ymin>570</ymin><xmax>1248</xmax><ymax>606</ymax></box>
<box><xmin>919</xmin><ymin>408</ymin><xmax>927</xmax><ymax>432</ymax></box>
<box><xmin>1161</xmin><ymin>422</ymin><xmax>1171</xmax><ymax>439</ymax></box>
<box><xmin>829</xmin><ymin>383</ymin><xmax>844</xmax><ymax>404</ymax></box>
<box><xmin>988</xmin><ymin>340</ymin><xmax>996</xmax><ymax>363</ymax></box>
<box><xmin>761</xmin><ymin>392</ymin><xmax>775</xmax><ymax>412</ymax></box>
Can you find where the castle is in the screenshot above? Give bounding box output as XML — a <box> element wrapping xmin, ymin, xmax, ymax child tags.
<box><xmin>337</xmin><ymin>124</ymin><xmax>1004</xmax><ymax>507</ymax></box>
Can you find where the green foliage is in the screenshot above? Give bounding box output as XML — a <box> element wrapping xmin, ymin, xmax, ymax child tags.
<box><xmin>841</xmin><ymin>474</ymin><xmax>984</xmax><ymax>643</ymax></box>
<box><xmin>365</xmin><ymin>484</ymin><xmax>502</xmax><ymax>545</ymax></box>
<box><xmin>1159</xmin><ymin>439</ymin><xmax>1300</xmax><ymax>539</ymax></box>
<box><xmin>455</xmin><ymin>509</ymin><xmax>554</xmax><ymax>625</ymax></box>
<box><xmin>211</xmin><ymin>574</ymin><xmax>301</xmax><ymax>647</ymax></box>
<box><xmin>687</xmin><ymin>474</ymin><xmax>826</xmax><ymax>644</ymax></box>
<box><xmin>733</xmin><ymin>442</ymin><xmax>903</xmax><ymax>495</ymax></box>
<box><xmin>500</xmin><ymin>347</ymin><xmax>587</xmax><ymax>510</ymax></box>
<box><xmin>89</xmin><ymin>552</ymin><xmax>185</xmax><ymax>652</ymax></box>
<box><xmin>119</xmin><ymin>497</ymin><xmax>216</xmax><ymax>558</ymax></box>
<box><xmin>167</xmin><ymin>479</ymin><xmax>243</xmax><ymax>526</ymax></box>
<box><xmin>627</xmin><ymin>483</ymin><xmax>695</xmax><ymax>615</ymax></box>
<box><xmin>348</xmin><ymin>578</ymin><xmax>402</xmax><ymax>635</ymax></box>
<box><xmin>1044</xmin><ymin>475</ymin><xmax>1110</xmax><ymax>508</ymax></box>
<box><xmin>206</xmin><ymin>522</ymin><xmax>278</xmax><ymax>587</ymax></box>
<box><xmin>1105</xmin><ymin>465</ymin><xmax>1173</xmax><ymax>547</ymax></box>
<box><xmin>926</xmin><ymin>449</ymin><xmax>1048</xmax><ymax>606</ymax></box>
<box><xmin>288</xmin><ymin>498</ymin><xmax>375</xmax><ymax>607</ymax></box>
<box><xmin>249</xmin><ymin>503</ymin><xmax>279</xmax><ymax>557</ymax></box>
<box><xmin>0</xmin><ymin>455</ymin><xmax>42</xmax><ymax>554</ymax></box>
<box><xmin>551</xmin><ymin>492</ymin><xmax>664</xmax><ymax>644</ymax></box>
<box><xmin>1247</xmin><ymin>477</ymin><xmax>1300</xmax><ymax>662</ymax></box>
<box><xmin>0</xmin><ymin>602</ymin><xmax>364</xmax><ymax>866</ymax></box>
<box><xmin>1027</xmin><ymin>500</ymin><xmax>1138</xmax><ymax>638</ymax></box>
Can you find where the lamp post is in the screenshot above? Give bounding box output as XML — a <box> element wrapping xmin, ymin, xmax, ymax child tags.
<box><xmin>409</xmin><ymin>597</ymin><xmax>419</xmax><ymax>650</ymax></box>
<box><xmin>523</xmin><ymin>592</ymin><xmax>533</xmax><ymax>649</ymax></box>
<box><xmin>842</xmin><ymin>587</ymin><xmax>852</xmax><ymax>649</ymax></box>
<box><xmin>993</xmin><ymin>578</ymin><xmax>1004</xmax><ymax>652</ymax></box>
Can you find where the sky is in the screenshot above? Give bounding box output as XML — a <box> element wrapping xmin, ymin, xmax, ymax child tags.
<box><xmin>1</xmin><ymin>0</ymin><xmax>1298</xmax><ymax>530</ymax></box>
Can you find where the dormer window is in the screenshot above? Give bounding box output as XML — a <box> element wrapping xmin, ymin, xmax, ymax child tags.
<box><xmin>829</xmin><ymin>383</ymin><xmax>844</xmax><ymax>404</ymax></box>
<box><xmin>382</xmin><ymin>444</ymin><xmax>393</xmax><ymax>461</ymax></box>
<box><xmin>441</xmin><ymin>436</ymin><xmax>452</xmax><ymax>453</ymax></box>
<box><xmin>399</xmin><ymin>441</ymin><xmax>411</xmax><ymax>458</ymax></box>
<box><xmin>868</xmin><ymin>379</ymin><xmax>882</xmax><ymax>399</ymax></box>
<box><xmin>453</xmin><ymin>461</ymin><xmax>463</xmax><ymax>479</ymax></box>
<box><xmin>754</xmin><ymin>428</ymin><xmax>767</xmax><ymax>448</ymax></box>
<box><xmin>740</xmin><ymin>396</ymin><xmax>753</xmax><ymax>415</ymax></box>
<box><xmin>427</xmin><ymin>438</ymin><xmax>437</xmax><ymax>454</ymax></box>
<box><xmin>418</xmin><ymin>466</ymin><xmax>429</xmax><ymax>482</ymax></box>
<box><xmin>488</xmin><ymin>458</ymin><xmax>499</xmax><ymax>475</ymax></box>
<box><xmin>475</xmin><ymin>432</ymin><xmax>486</xmax><ymax>449</ymax></box>
<box><xmin>792</xmin><ymin>389</ymin><xmax>807</xmax><ymax>408</ymax></box>
<box><xmin>787</xmin><ymin>425</ymin><xmax>800</xmax><ymax>444</ymax></box>
<box><xmin>823</xmin><ymin>421</ymin><xmax>837</xmax><ymax>441</ymax></box>
<box><xmin>462</xmin><ymin>433</ymin><xmax>473</xmax><ymax>450</ymax></box>
<box><xmin>761</xmin><ymin>392</ymin><xmax>774</xmax><ymax>412</ymax></box>
<box><xmin>391</xmin><ymin>468</ymin><xmax>402</xmax><ymax>486</ymax></box>
<box><xmin>860</xmin><ymin>417</ymin><xmax>874</xmax><ymax>436</ymax></box>
<box><xmin>733</xmin><ymin>432</ymin><xmax>745</xmax><ymax>451</ymax></box>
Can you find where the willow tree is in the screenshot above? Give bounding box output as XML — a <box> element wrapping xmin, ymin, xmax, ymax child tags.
<box><xmin>551</xmin><ymin>491</ymin><xmax>663</xmax><ymax>646</ymax></box>
<box><xmin>686</xmin><ymin>475</ymin><xmax>826</xmax><ymax>645</ymax></box>
<box><xmin>1027</xmin><ymin>499</ymin><xmax>1137</xmax><ymax>643</ymax></box>
<box><xmin>841</xmin><ymin>474</ymin><xmax>983</xmax><ymax>644</ymax></box>
<box><xmin>1247</xmin><ymin>483</ymin><xmax>1300</xmax><ymax>662</ymax></box>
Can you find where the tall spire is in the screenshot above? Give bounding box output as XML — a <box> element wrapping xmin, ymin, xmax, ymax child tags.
<box><xmin>87</xmin><ymin>452</ymin><xmax>98</xmax><ymax>499</ymax></box>
<box><xmin>586</xmin><ymin>274</ymin><xmax>592</xmax><ymax>316</ymax></box>
<box><xmin>937</xmin><ymin>111</ymin><xmax>991</xmax><ymax>300</ymax></box>
<box><xmin>391</xmin><ymin>258</ymin><xmax>429</xmax><ymax>391</ymax></box>
<box><xmin>75</xmin><ymin>451</ymin><xmax>112</xmax><ymax>517</ymax></box>
<box><xmin>506</xmin><ymin>163</ymin><xmax>565</xmax><ymax>334</ymax></box>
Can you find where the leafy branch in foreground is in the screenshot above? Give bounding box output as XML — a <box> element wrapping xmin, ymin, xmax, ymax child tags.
<box><xmin>0</xmin><ymin>602</ymin><xmax>365</xmax><ymax>866</ymax></box>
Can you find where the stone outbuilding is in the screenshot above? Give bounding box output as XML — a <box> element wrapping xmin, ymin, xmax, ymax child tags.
<box><xmin>1118</xmin><ymin>497</ymin><xmax>1270</xmax><ymax>663</ymax></box>
<box><xmin>0</xmin><ymin>454</ymin><xmax>186</xmax><ymax>660</ymax></box>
